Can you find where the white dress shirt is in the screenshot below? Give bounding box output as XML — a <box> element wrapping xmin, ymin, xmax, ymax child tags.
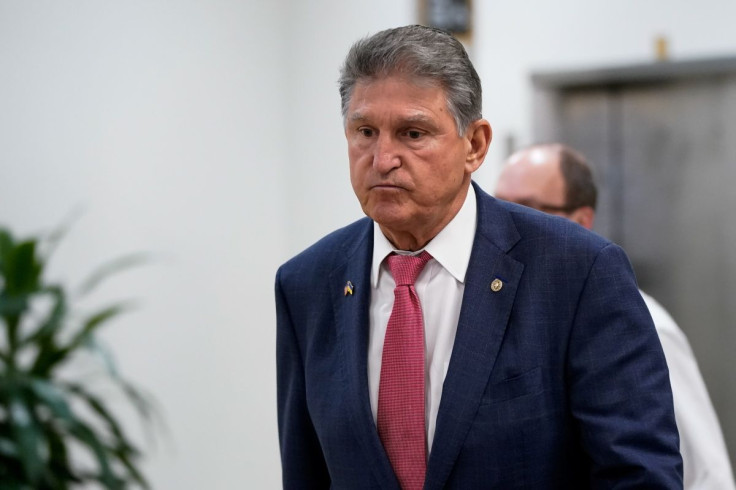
<box><xmin>368</xmin><ymin>185</ymin><xmax>477</xmax><ymax>453</ymax></box>
<box><xmin>641</xmin><ymin>291</ymin><xmax>736</xmax><ymax>489</ymax></box>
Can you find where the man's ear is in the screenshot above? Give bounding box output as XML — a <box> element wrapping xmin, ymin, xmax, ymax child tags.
<box><xmin>465</xmin><ymin>119</ymin><xmax>492</xmax><ymax>173</ymax></box>
<box><xmin>569</xmin><ymin>206</ymin><xmax>595</xmax><ymax>230</ymax></box>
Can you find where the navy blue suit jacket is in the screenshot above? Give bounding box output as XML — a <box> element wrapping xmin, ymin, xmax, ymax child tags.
<box><xmin>276</xmin><ymin>183</ymin><xmax>682</xmax><ymax>489</ymax></box>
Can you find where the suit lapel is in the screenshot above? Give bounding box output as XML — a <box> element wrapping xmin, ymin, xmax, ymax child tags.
<box><xmin>425</xmin><ymin>184</ymin><xmax>524</xmax><ymax>489</ymax></box>
<box><xmin>329</xmin><ymin>220</ymin><xmax>399</xmax><ymax>489</ymax></box>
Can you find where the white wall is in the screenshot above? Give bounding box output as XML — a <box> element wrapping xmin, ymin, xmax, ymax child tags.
<box><xmin>3</xmin><ymin>1</ymin><xmax>736</xmax><ymax>488</ymax></box>
<box><xmin>0</xmin><ymin>1</ymin><xmax>290</xmax><ymax>488</ymax></box>
<box><xmin>472</xmin><ymin>0</ymin><xmax>736</xmax><ymax>189</ymax></box>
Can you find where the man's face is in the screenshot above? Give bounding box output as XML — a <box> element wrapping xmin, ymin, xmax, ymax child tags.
<box><xmin>345</xmin><ymin>75</ymin><xmax>483</xmax><ymax>248</ymax></box>
<box><xmin>494</xmin><ymin>149</ymin><xmax>569</xmax><ymax>216</ymax></box>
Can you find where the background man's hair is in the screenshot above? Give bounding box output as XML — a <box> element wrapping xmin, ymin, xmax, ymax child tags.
<box><xmin>555</xmin><ymin>144</ymin><xmax>598</xmax><ymax>211</ymax></box>
<box><xmin>524</xmin><ymin>143</ymin><xmax>598</xmax><ymax>211</ymax></box>
<box><xmin>338</xmin><ymin>25</ymin><xmax>482</xmax><ymax>135</ymax></box>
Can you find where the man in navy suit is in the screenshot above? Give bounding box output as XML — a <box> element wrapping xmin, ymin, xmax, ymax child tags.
<box><xmin>276</xmin><ymin>25</ymin><xmax>682</xmax><ymax>489</ymax></box>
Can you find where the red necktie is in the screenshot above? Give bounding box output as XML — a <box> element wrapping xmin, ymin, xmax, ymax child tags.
<box><xmin>377</xmin><ymin>251</ymin><xmax>432</xmax><ymax>490</ymax></box>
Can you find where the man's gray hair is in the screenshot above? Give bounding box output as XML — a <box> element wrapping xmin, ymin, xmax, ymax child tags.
<box><xmin>338</xmin><ymin>25</ymin><xmax>482</xmax><ymax>135</ymax></box>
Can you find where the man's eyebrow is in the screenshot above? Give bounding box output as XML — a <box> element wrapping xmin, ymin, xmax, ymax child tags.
<box><xmin>347</xmin><ymin>112</ymin><xmax>439</xmax><ymax>130</ymax></box>
<box><xmin>402</xmin><ymin>114</ymin><xmax>433</xmax><ymax>124</ymax></box>
<box><xmin>348</xmin><ymin>112</ymin><xmax>367</xmax><ymax>123</ymax></box>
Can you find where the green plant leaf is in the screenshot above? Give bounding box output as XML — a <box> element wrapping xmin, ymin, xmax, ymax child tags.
<box><xmin>43</xmin><ymin>421</ymin><xmax>78</xmax><ymax>488</ymax></box>
<box><xmin>1</xmin><ymin>224</ymin><xmax>156</xmax><ymax>488</ymax></box>
<box><xmin>0</xmin><ymin>227</ymin><xmax>16</xmax><ymax>271</ymax></box>
<box><xmin>20</xmin><ymin>286</ymin><xmax>66</xmax><ymax>348</ymax></box>
<box><xmin>64</xmin><ymin>383</ymin><xmax>129</xmax><ymax>445</ymax></box>
<box><xmin>4</xmin><ymin>240</ymin><xmax>42</xmax><ymax>296</ymax></box>
<box><xmin>20</xmin><ymin>379</ymin><xmax>80</xmax><ymax>487</ymax></box>
<box><xmin>76</xmin><ymin>253</ymin><xmax>149</xmax><ymax>298</ymax></box>
<box><xmin>0</xmin><ymin>436</ymin><xmax>19</xmax><ymax>457</ymax></box>
<box><xmin>67</xmin><ymin>302</ymin><xmax>134</xmax><ymax>352</ymax></box>
<box><xmin>30</xmin><ymin>301</ymin><xmax>133</xmax><ymax>377</ymax></box>
<box><xmin>27</xmin><ymin>379</ymin><xmax>76</xmax><ymax>423</ymax></box>
<box><xmin>119</xmin><ymin>379</ymin><xmax>161</xmax><ymax>437</ymax></box>
<box><xmin>64</xmin><ymin>382</ymin><xmax>149</xmax><ymax>488</ymax></box>
<box><xmin>111</xmin><ymin>443</ymin><xmax>149</xmax><ymax>489</ymax></box>
<box><xmin>0</xmin><ymin>480</ymin><xmax>27</xmax><ymax>490</ymax></box>
<box><xmin>28</xmin><ymin>340</ymin><xmax>68</xmax><ymax>379</ymax></box>
<box><xmin>7</xmin><ymin>394</ymin><xmax>44</xmax><ymax>485</ymax></box>
<box><xmin>0</xmin><ymin>292</ymin><xmax>30</xmax><ymax>355</ymax></box>
<box><xmin>29</xmin><ymin>379</ymin><xmax>145</xmax><ymax>488</ymax></box>
<box><xmin>1</xmin><ymin>231</ymin><xmax>43</xmax><ymax>357</ymax></box>
<box><xmin>86</xmin><ymin>336</ymin><xmax>120</xmax><ymax>378</ymax></box>
<box><xmin>0</xmin><ymin>293</ymin><xmax>30</xmax><ymax>319</ymax></box>
<box><xmin>102</xmin><ymin>370</ymin><xmax>167</xmax><ymax>456</ymax></box>
<box><xmin>67</xmin><ymin>421</ymin><xmax>122</xmax><ymax>489</ymax></box>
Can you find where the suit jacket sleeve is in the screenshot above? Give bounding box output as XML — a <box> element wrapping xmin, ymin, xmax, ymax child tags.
<box><xmin>568</xmin><ymin>243</ymin><xmax>683</xmax><ymax>488</ymax></box>
<box><xmin>276</xmin><ymin>266</ymin><xmax>331</xmax><ymax>489</ymax></box>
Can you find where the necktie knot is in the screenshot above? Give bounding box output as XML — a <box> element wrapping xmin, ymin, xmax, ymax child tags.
<box><xmin>387</xmin><ymin>251</ymin><xmax>432</xmax><ymax>287</ymax></box>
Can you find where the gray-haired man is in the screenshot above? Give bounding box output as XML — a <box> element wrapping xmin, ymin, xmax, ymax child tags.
<box><xmin>276</xmin><ymin>26</ymin><xmax>682</xmax><ymax>489</ymax></box>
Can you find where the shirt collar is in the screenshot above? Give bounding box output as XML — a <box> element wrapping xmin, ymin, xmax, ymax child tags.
<box><xmin>371</xmin><ymin>184</ymin><xmax>477</xmax><ymax>287</ymax></box>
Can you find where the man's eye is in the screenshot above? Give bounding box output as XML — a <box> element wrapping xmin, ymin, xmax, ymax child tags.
<box><xmin>406</xmin><ymin>130</ymin><xmax>422</xmax><ymax>139</ymax></box>
<box><xmin>359</xmin><ymin>128</ymin><xmax>374</xmax><ymax>137</ymax></box>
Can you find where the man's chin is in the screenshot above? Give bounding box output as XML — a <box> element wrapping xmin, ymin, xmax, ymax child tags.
<box><xmin>364</xmin><ymin>201</ymin><xmax>408</xmax><ymax>224</ymax></box>
<box><xmin>369</xmin><ymin>213</ymin><xmax>407</xmax><ymax>228</ymax></box>
<box><xmin>370</xmin><ymin>211</ymin><xmax>419</xmax><ymax>241</ymax></box>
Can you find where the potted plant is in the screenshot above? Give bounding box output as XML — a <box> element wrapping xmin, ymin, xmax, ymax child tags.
<box><xmin>0</xmin><ymin>225</ymin><xmax>155</xmax><ymax>489</ymax></box>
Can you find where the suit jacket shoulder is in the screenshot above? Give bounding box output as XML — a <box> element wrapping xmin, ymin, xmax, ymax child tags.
<box><xmin>278</xmin><ymin>217</ymin><xmax>373</xmax><ymax>286</ymax></box>
<box><xmin>475</xmin><ymin>182</ymin><xmax>610</xmax><ymax>258</ymax></box>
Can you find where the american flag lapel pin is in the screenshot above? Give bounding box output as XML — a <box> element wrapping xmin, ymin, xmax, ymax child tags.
<box><xmin>344</xmin><ymin>281</ymin><xmax>354</xmax><ymax>296</ymax></box>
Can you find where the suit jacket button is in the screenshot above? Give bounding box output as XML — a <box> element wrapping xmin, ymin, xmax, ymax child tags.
<box><xmin>490</xmin><ymin>278</ymin><xmax>503</xmax><ymax>292</ymax></box>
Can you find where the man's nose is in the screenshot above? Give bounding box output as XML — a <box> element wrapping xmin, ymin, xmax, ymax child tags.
<box><xmin>373</xmin><ymin>133</ymin><xmax>401</xmax><ymax>173</ymax></box>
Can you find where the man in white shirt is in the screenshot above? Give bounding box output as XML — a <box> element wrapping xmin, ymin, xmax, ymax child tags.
<box><xmin>495</xmin><ymin>142</ymin><xmax>735</xmax><ymax>490</ymax></box>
